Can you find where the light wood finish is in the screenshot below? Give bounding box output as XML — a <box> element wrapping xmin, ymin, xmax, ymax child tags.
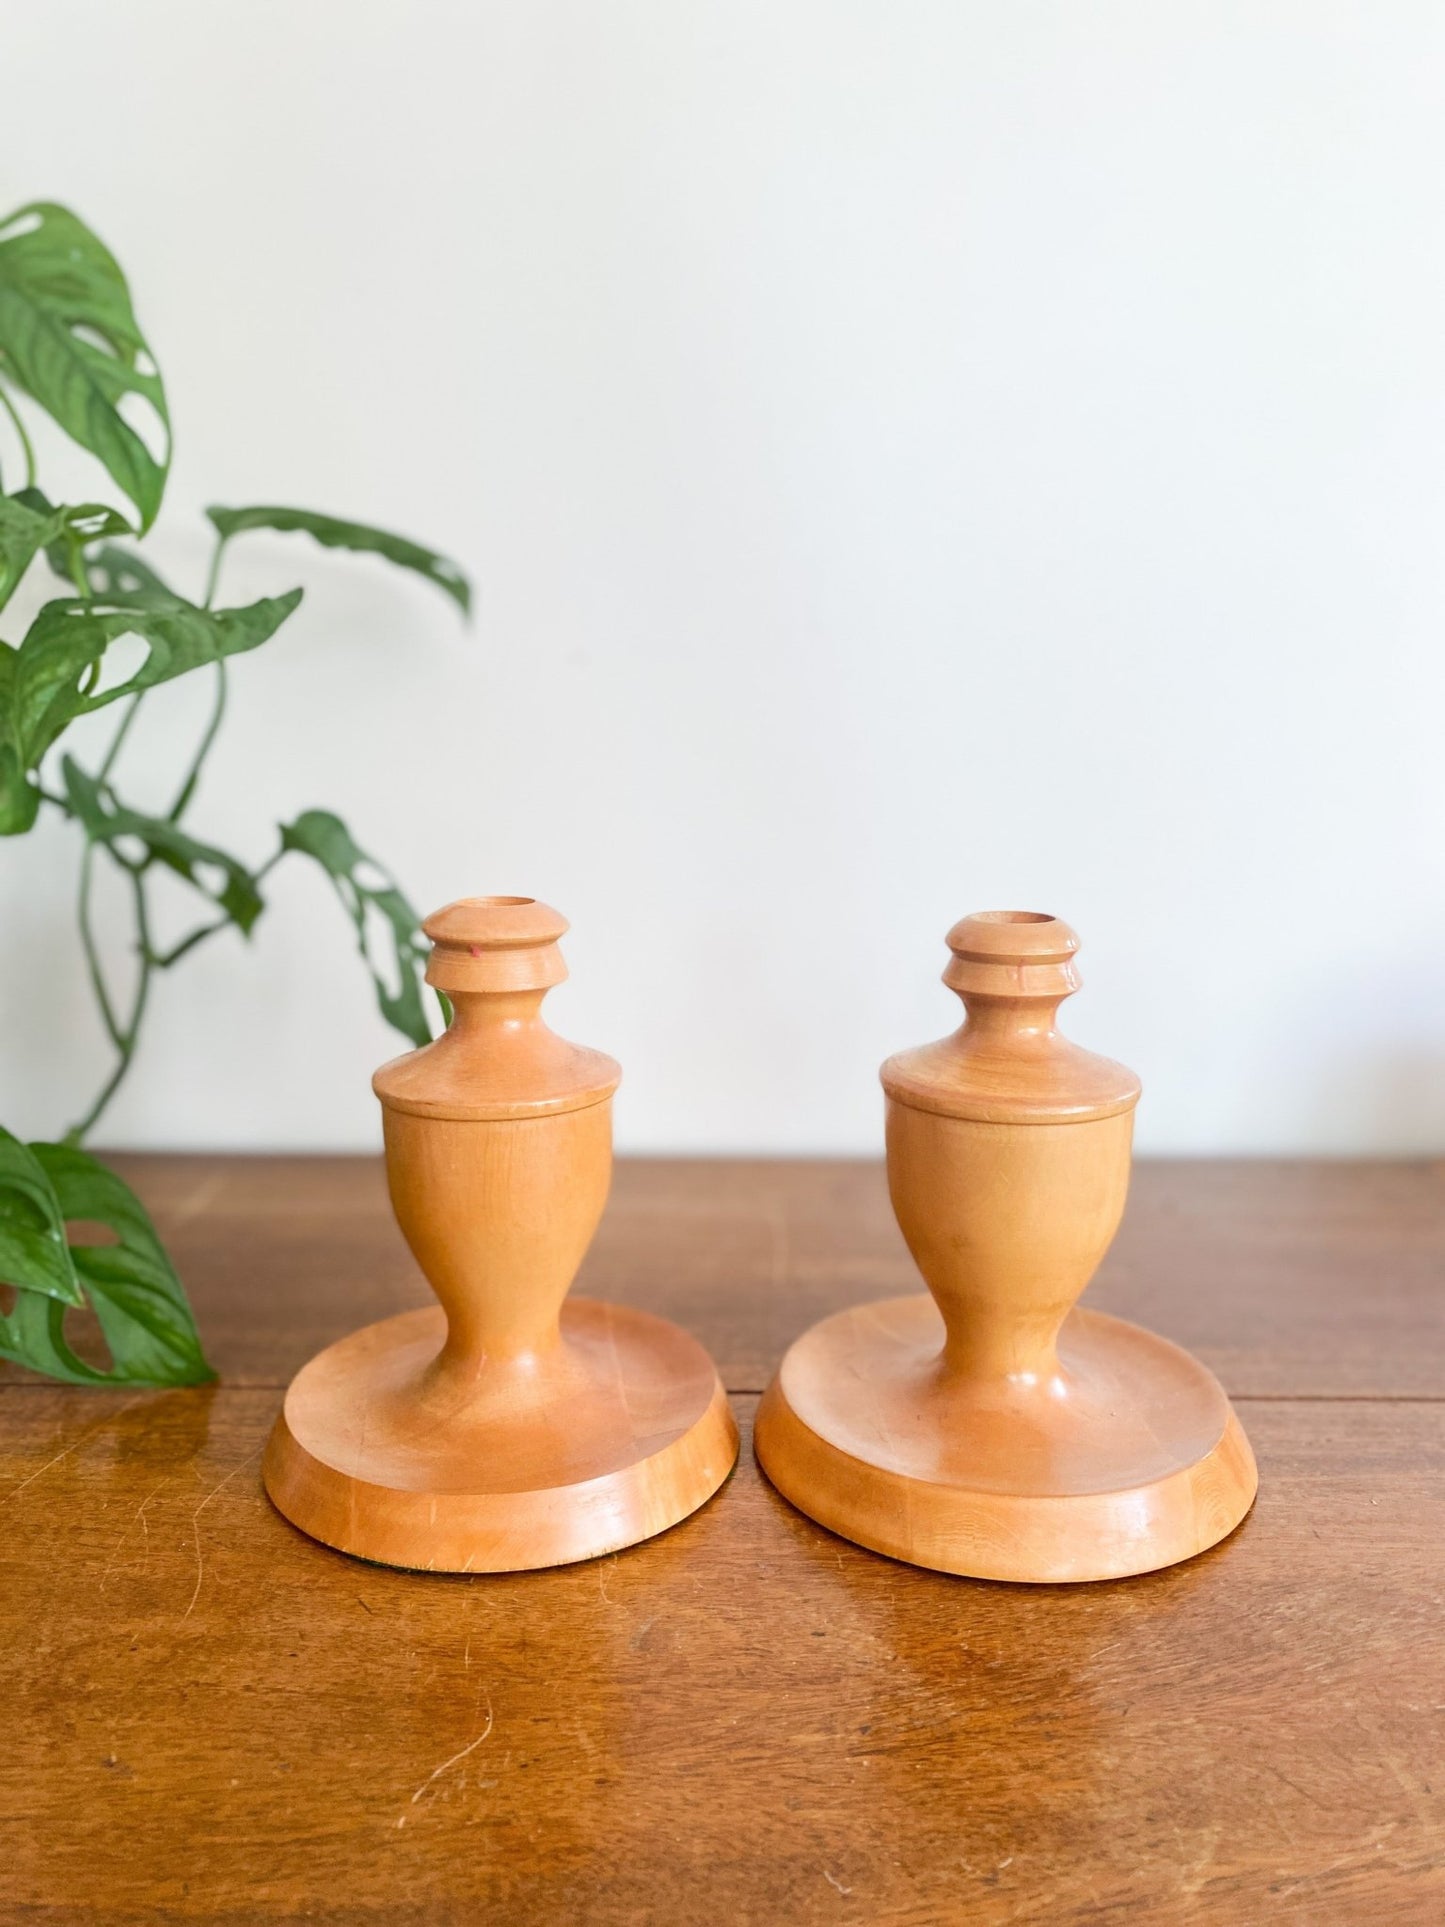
<box><xmin>263</xmin><ymin>898</ymin><xmax>736</xmax><ymax>1571</ymax></box>
<box><xmin>2</xmin><ymin>1156</ymin><xmax>1442</xmax><ymax>1924</ymax></box>
<box><xmin>757</xmin><ymin>912</ymin><xmax>1258</xmax><ymax>1581</ymax></box>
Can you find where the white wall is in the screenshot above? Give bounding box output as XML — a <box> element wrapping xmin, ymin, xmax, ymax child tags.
<box><xmin>3</xmin><ymin>1</ymin><xmax>1444</xmax><ymax>1155</ymax></box>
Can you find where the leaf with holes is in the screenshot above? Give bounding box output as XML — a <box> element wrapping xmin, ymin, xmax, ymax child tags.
<box><xmin>0</xmin><ymin>490</ymin><xmax>130</xmax><ymax>612</ymax></box>
<box><xmin>61</xmin><ymin>757</ymin><xmax>264</xmax><ymax>933</ymax></box>
<box><xmin>208</xmin><ymin>505</ymin><xmax>471</xmax><ymax>615</ymax></box>
<box><xmin>0</xmin><ymin>1125</ymin><xmax>84</xmax><ymax>1308</ymax></box>
<box><xmin>281</xmin><ymin>808</ymin><xmax>432</xmax><ymax>1045</ymax></box>
<box><xmin>0</xmin><ymin>203</ymin><xmax>170</xmax><ymax>528</ymax></box>
<box><xmin>76</xmin><ymin>541</ymin><xmax>180</xmax><ymax>606</ymax></box>
<box><xmin>0</xmin><ymin>1140</ymin><xmax>213</xmax><ymax>1386</ymax></box>
<box><xmin>0</xmin><ymin>587</ymin><xmax>302</xmax><ymax>834</ymax></box>
<box><xmin>10</xmin><ymin>485</ymin><xmax>136</xmax><ymax>592</ymax></box>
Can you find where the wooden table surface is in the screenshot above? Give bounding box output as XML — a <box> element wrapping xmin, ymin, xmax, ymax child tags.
<box><xmin>4</xmin><ymin>1156</ymin><xmax>1443</xmax><ymax>1925</ymax></box>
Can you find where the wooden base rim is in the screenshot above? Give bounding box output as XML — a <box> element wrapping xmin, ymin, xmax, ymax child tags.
<box><xmin>754</xmin><ymin>1297</ymin><xmax>1258</xmax><ymax>1583</ymax></box>
<box><xmin>263</xmin><ymin>1301</ymin><xmax>739</xmax><ymax>1573</ymax></box>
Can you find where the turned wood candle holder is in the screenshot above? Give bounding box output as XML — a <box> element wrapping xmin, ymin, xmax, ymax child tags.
<box><xmin>756</xmin><ymin>911</ymin><xmax>1257</xmax><ymax>1583</ymax></box>
<box><xmin>264</xmin><ymin>896</ymin><xmax>737</xmax><ymax>1572</ymax></box>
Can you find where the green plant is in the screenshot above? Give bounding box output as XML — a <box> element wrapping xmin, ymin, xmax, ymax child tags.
<box><xmin>0</xmin><ymin>201</ymin><xmax>469</xmax><ymax>1387</ymax></box>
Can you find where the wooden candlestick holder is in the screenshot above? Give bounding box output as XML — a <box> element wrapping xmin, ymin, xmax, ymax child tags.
<box><xmin>756</xmin><ymin>911</ymin><xmax>1257</xmax><ymax>1583</ymax></box>
<box><xmin>264</xmin><ymin>896</ymin><xmax>737</xmax><ymax>1572</ymax></box>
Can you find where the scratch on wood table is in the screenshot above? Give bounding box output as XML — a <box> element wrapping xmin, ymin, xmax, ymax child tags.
<box><xmin>181</xmin><ymin>1446</ymin><xmax>263</xmax><ymax>1621</ymax></box>
<box><xmin>400</xmin><ymin>1688</ymin><xmax>496</xmax><ymax>1827</ymax></box>
<box><xmin>3</xmin><ymin>1395</ymin><xmax>144</xmax><ymax>1504</ymax></box>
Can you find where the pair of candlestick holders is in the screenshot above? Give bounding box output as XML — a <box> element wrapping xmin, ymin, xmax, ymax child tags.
<box><xmin>263</xmin><ymin>897</ymin><xmax>1257</xmax><ymax>1584</ymax></box>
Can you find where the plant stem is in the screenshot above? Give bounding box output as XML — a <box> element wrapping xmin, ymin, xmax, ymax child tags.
<box><xmin>163</xmin><ymin>523</ymin><xmax>235</xmax><ymax>823</ymax></box>
<box><xmin>68</xmin><ymin>538</ymin><xmax>92</xmax><ymax>600</ymax></box>
<box><xmin>67</xmin><ymin>692</ymin><xmax>157</xmax><ymax>1142</ymax></box>
<box><xmin>66</xmin><ymin>576</ymin><xmax>237</xmax><ymax>1136</ymax></box>
<box><xmin>167</xmin><ymin>662</ymin><xmax>226</xmax><ymax>821</ymax></box>
<box><xmin>98</xmin><ymin>694</ymin><xmax>142</xmax><ymax>782</ymax></box>
<box><xmin>69</xmin><ymin>696</ymin><xmax>146</xmax><ymax>1062</ymax></box>
<box><xmin>153</xmin><ymin>917</ymin><xmax>232</xmax><ymax>969</ymax></box>
<box><xmin>253</xmin><ymin>843</ymin><xmax>285</xmax><ymax>885</ymax></box>
<box><xmin>0</xmin><ymin>383</ymin><xmax>35</xmax><ymax>488</ymax></box>
<box><xmin>202</xmin><ymin>533</ymin><xmax>228</xmax><ymax>610</ymax></box>
<box><xmin>66</xmin><ymin>862</ymin><xmax>154</xmax><ymax>1145</ymax></box>
<box><xmin>76</xmin><ymin>842</ymin><xmax>123</xmax><ymax>1049</ymax></box>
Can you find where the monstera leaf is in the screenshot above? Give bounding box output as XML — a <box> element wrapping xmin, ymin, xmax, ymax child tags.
<box><xmin>0</xmin><ymin>587</ymin><xmax>301</xmax><ymax>833</ymax></box>
<box><xmin>0</xmin><ymin>1128</ymin><xmax>84</xmax><ymax>1308</ymax></box>
<box><xmin>280</xmin><ymin>808</ymin><xmax>433</xmax><ymax>1045</ymax></box>
<box><xmin>0</xmin><ymin>202</ymin><xmax>170</xmax><ymax>528</ymax></box>
<box><xmin>0</xmin><ymin>490</ymin><xmax>130</xmax><ymax>612</ymax></box>
<box><xmin>0</xmin><ymin>493</ymin><xmax>63</xmax><ymax>610</ymax></box>
<box><xmin>208</xmin><ymin>505</ymin><xmax>470</xmax><ymax>614</ymax></box>
<box><xmin>61</xmin><ymin>758</ymin><xmax>263</xmax><ymax>933</ymax></box>
<box><xmin>76</xmin><ymin>541</ymin><xmax>179</xmax><ymax>606</ymax></box>
<box><xmin>0</xmin><ymin>1130</ymin><xmax>212</xmax><ymax>1385</ymax></box>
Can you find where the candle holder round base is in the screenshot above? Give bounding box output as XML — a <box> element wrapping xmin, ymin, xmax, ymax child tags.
<box><xmin>265</xmin><ymin>1301</ymin><xmax>736</xmax><ymax>1573</ymax></box>
<box><xmin>756</xmin><ymin>1297</ymin><xmax>1254</xmax><ymax>1583</ymax></box>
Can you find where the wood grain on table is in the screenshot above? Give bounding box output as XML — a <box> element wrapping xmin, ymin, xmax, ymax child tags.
<box><xmin>3</xmin><ymin>1157</ymin><xmax>1443</xmax><ymax>1925</ymax></box>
